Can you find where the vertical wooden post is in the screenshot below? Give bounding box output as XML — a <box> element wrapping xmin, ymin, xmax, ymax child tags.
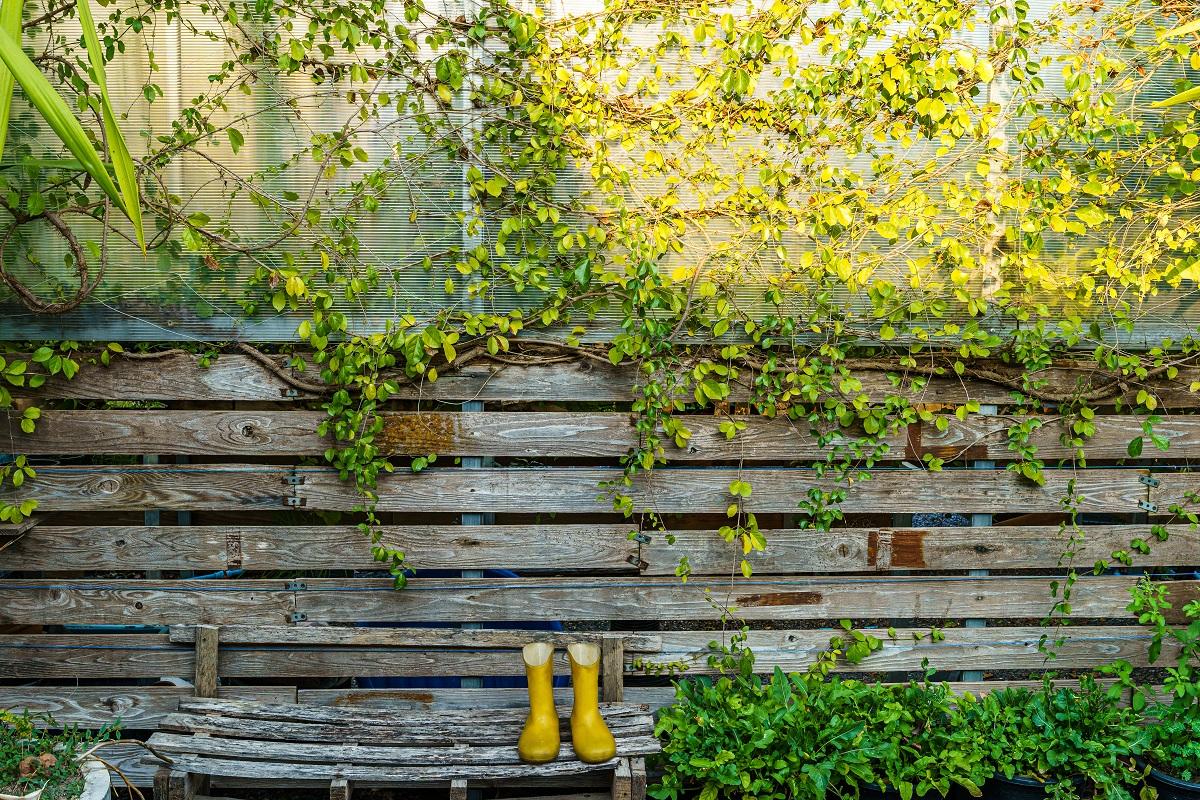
<box><xmin>330</xmin><ymin>776</ymin><xmax>352</xmax><ymax>800</ymax></box>
<box><xmin>629</xmin><ymin>758</ymin><xmax>648</xmax><ymax>800</ymax></box>
<box><xmin>193</xmin><ymin>624</ymin><xmax>219</xmax><ymax>698</ymax></box>
<box><xmin>154</xmin><ymin>766</ymin><xmax>200</xmax><ymax>800</ymax></box>
<box><xmin>600</xmin><ymin>638</ymin><xmax>624</xmax><ymax>702</ymax></box>
<box><xmin>611</xmin><ymin>758</ymin><xmax>633</xmax><ymax>800</ymax></box>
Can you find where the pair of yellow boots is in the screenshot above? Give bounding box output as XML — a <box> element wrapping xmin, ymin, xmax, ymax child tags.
<box><xmin>517</xmin><ymin>642</ymin><xmax>616</xmax><ymax>764</ymax></box>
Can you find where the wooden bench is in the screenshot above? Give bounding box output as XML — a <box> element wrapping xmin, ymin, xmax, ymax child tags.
<box><xmin>146</xmin><ymin>625</ymin><xmax>660</xmax><ymax>800</ymax></box>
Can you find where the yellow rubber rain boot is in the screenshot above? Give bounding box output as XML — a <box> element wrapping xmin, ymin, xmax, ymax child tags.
<box><xmin>517</xmin><ymin>642</ymin><xmax>561</xmax><ymax>764</ymax></box>
<box><xmin>567</xmin><ymin>642</ymin><xmax>617</xmax><ymax>764</ymax></box>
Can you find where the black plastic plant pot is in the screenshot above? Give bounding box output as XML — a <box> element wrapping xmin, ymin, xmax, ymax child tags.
<box><xmin>986</xmin><ymin>774</ymin><xmax>1086</xmax><ymax>800</ymax></box>
<box><xmin>1147</xmin><ymin>767</ymin><xmax>1200</xmax><ymax>800</ymax></box>
<box><xmin>859</xmin><ymin>783</ymin><xmax>901</xmax><ymax>800</ymax></box>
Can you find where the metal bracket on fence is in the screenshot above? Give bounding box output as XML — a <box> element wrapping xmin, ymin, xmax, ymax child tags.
<box><xmin>631</xmin><ymin>532</ymin><xmax>651</xmax><ymax>544</ymax></box>
<box><xmin>626</xmin><ymin>554</ymin><xmax>650</xmax><ymax>571</ymax></box>
<box><xmin>290</xmin><ymin>612</ymin><xmax>308</xmax><ymax>623</ymax></box>
<box><xmin>1138</xmin><ymin>500</ymin><xmax>1158</xmax><ymax>512</ymax></box>
<box><xmin>284</xmin><ymin>474</ymin><xmax>306</xmax><ymax>486</ymax></box>
<box><xmin>280</xmin><ymin>388</ymin><xmax>301</xmax><ymax>398</ymax></box>
<box><xmin>285</xmin><ymin>496</ymin><xmax>307</xmax><ymax>508</ymax></box>
<box><xmin>286</xmin><ymin>580</ymin><xmax>307</xmax><ymax>591</ymax></box>
<box><xmin>1139</xmin><ymin>474</ymin><xmax>1160</xmax><ymax>488</ymax></box>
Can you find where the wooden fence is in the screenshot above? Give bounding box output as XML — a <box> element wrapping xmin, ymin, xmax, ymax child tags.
<box><xmin>1</xmin><ymin>351</ymin><xmax>1198</xmax><ymax>786</ymax></box>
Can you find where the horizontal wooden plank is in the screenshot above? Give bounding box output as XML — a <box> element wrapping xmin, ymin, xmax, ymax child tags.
<box><xmin>146</xmin><ymin>731</ymin><xmax>659</xmax><ymax>767</ymax></box>
<box><xmin>313</xmin><ymin>467</ymin><xmax>1153</xmax><ymax>515</ymax></box>
<box><xmin>0</xmin><ymin>465</ymin><xmax>293</xmax><ymax>512</ymax></box>
<box><xmin>4</xmin><ymin>522</ymin><xmax>1195</xmax><ymax>575</ymax></box>
<box><xmin>0</xmin><ymin>581</ymin><xmax>295</xmax><ymax>625</ymax></box>
<box><xmin>292</xmin><ymin>575</ymin><xmax>1197</xmax><ymax>623</ymax></box>
<box><xmin>9</xmin><ymin>409</ymin><xmax>1200</xmax><ymax>462</ymax></box>
<box><xmin>176</xmin><ymin>697</ymin><xmax>649</xmax><ymax>726</ymax></box>
<box><xmin>1</xmin><ymin>464</ymin><xmax>1154</xmax><ymax>514</ymax></box>
<box><xmin>2</xmin><ymin>576</ymin><xmax>1193</xmax><ymax>625</ymax></box>
<box><xmin>23</xmin><ymin>353</ymin><xmax>1200</xmax><ymax>408</ymax></box>
<box><xmin>168</xmin><ymin>626</ymin><xmax>661</xmax><ymax>651</ymax></box>
<box><xmin>0</xmin><ymin>687</ymin><xmax>296</xmax><ymax>728</ymax></box>
<box><xmin>147</xmin><ymin>752</ymin><xmax>634</xmax><ymax>782</ymax></box>
<box><xmin>0</xmin><ymin>625</ymin><xmax>1160</xmax><ymax>681</ymax></box>
<box><xmin>647</xmin><ymin>525</ymin><xmax>1200</xmax><ymax>574</ymax></box>
<box><xmin>158</xmin><ymin>710</ymin><xmax>652</xmax><ymax>747</ymax></box>
<box><xmin>0</xmin><ymin>524</ymin><xmax>638</xmax><ymax>572</ymax></box>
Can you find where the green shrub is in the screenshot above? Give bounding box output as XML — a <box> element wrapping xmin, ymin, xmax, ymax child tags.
<box><xmin>1145</xmin><ymin>699</ymin><xmax>1200</xmax><ymax>782</ymax></box>
<box><xmin>958</xmin><ymin>677</ymin><xmax>1147</xmax><ymax>800</ymax></box>
<box><xmin>854</xmin><ymin>679</ymin><xmax>988</xmax><ymax>799</ymax></box>
<box><xmin>649</xmin><ymin>643</ymin><xmax>878</xmax><ymax>800</ymax></box>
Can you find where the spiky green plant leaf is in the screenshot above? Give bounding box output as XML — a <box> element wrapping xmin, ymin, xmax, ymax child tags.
<box><xmin>75</xmin><ymin>0</ymin><xmax>144</xmax><ymax>252</ymax></box>
<box><xmin>0</xmin><ymin>24</ymin><xmax>124</xmax><ymax>211</ymax></box>
<box><xmin>0</xmin><ymin>0</ymin><xmax>21</xmax><ymax>162</ymax></box>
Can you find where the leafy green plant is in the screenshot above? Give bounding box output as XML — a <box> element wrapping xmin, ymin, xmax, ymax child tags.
<box><xmin>650</xmin><ymin>637</ymin><xmax>878</xmax><ymax>800</ymax></box>
<box><xmin>855</xmin><ymin>678</ymin><xmax>988</xmax><ymax>799</ymax></box>
<box><xmin>0</xmin><ymin>709</ymin><xmax>119</xmax><ymax>800</ymax></box>
<box><xmin>959</xmin><ymin>677</ymin><xmax>1148</xmax><ymax>800</ymax></box>
<box><xmin>1118</xmin><ymin>577</ymin><xmax>1200</xmax><ymax>782</ymax></box>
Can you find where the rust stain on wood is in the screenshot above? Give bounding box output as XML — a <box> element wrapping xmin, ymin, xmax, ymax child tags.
<box><xmin>889</xmin><ymin>530</ymin><xmax>928</xmax><ymax>569</ymax></box>
<box><xmin>867</xmin><ymin>530</ymin><xmax>879</xmax><ymax>567</ymax></box>
<box><xmin>738</xmin><ymin>591</ymin><xmax>822</xmax><ymax>607</ymax></box>
<box><xmin>375</xmin><ymin>414</ymin><xmax>459</xmax><ymax>455</ymax></box>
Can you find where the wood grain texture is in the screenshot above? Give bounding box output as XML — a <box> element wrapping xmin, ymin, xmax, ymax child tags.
<box><xmin>22</xmin><ymin>354</ymin><xmax>1200</xmax><ymax>408</ymax></box>
<box><xmin>9</xmin><ymin>409</ymin><xmax>1200</xmax><ymax>462</ymax></box>
<box><xmin>643</xmin><ymin>525</ymin><xmax>1200</xmax><ymax>574</ymax></box>
<box><xmin>0</xmin><ymin>464</ymin><xmax>292</xmax><ymax>512</ymax></box>
<box><xmin>0</xmin><ymin>626</ymin><xmax>1153</xmax><ymax>680</ymax></box>
<box><xmin>0</xmin><ymin>580</ymin><xmax>295</xmax><ymax>625</ymax></box>
<box><xmin>288</xmin><ymin>575</ymin><xmax>1196</xmax><ymax>623</ymax></box>
<box><xmin>168</xmin><ymin>626</ymin><xmax>661</xmax><ymax>651</ymax></box>
<box><xmin>310</xmin><ymin>467</ymin><xmax>1153</xmax><ymax>515</ymax></box>
<box><xmin>0</xmin><ymin>634</ymin><xmax>191</xmax><ymax>678</ymax></box>
<box><xmin>0</xmin><ymin>525</ymin><xmax>638</xmax><ymax>572</ymax></box>
<box><xmin>193</xmin><ymin>625</ymin><xmax>219</xmax><ymax>698</ymax></box>
<box><xmin>2</xmin><ymin>576</ymin><xmax>1194</xmax><ymax>625</ymax></box>
<box><xmin>0</xmin><ymin>687</ymin><xmax>295</xmax><ymax>728</ymax></box>
<box><xmin>4</xmin><ymin>523</ymin><xmax>1195</xmax><ymax>575</ymax></box>
<box><xmin>1</xmin><ymin>464</ymin><xmax>1152</xmax><ymax>514</ymax></box>
<box><xmin>1</xmin><ymin>576</ymin><xmax>1191</xmax><ymax>625</ymax></box>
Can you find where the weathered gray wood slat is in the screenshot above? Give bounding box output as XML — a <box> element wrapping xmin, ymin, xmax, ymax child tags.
<box><xmin>0</xmin><ymin>524</ymin><xmax>638</xmax><ymax>572</ymax></box>
<box><xmin>0</xmin><ymin>580</ymin><xmax>295</xmax><ymax>625</ymax></box>
<box><xmin>146</xmin><ymin>732</ymin><xmax>660</xmax><ymax>767</ymax></box>
<box><xmin>23</xmin><ymin>353</ymin><xmax>1200</xmax><ymax>407</ymax></box>
<box><xmin>144</xmin><ymin>752</ymin><xmax>631</xmax><ymax>782</ymax></box>
<box><xmin>0</xmin><ymin>634</ymin><xmax>190</xmax><ymax>678</ymax></box>
<box><xmin>168</xmin><ymin>626</ymin><xmax>662</xmax><ymax>651</ymax></box>
<box><xmin>4</xmin><ymin>523</ymin><xmax>1196</xmax><ymax>574</ymax></box>
<box><xmin>0</xmin><ymin>464</ymin><xmax>1152</xmax><ymax>513</ymax></box>
<box><xmin>0</xmin><ymin>465</ymin><xmax>292</xmax><ymax>511</ymax></box>
<box><xmin>311</xmin><ymin>467</ymin><xmax>1152</xmax><ymax>514</ymax></box>
<box><xmin>158</xmin><ymin>711</ymin><xmax>654</xmax><ymax>746</ymax></box>
<box><xmin>0</xmin><ymin>687</ymin><xmax>296</xmax><ymax>728</ymax></box>
<box><xmin>0</xmin><ymin>625</ymin><xmax>1166</xmax><ymax>680</ymax></box>
<box><xmin>9</xmin><ymin>409</ymin><xmax>1200</xmax><ymax>461</ymax></box>
<box><xmin>646</xmin><ymin>525</ymin><xmax>1200</xmax><ymax>574</ymax></box>
<box><xmin>292</xmin><ymin>575</ymin><xmax>1198</xmax><ymax>622</ymax></box>
<box><xmin>176</xmin><ymin>697</ymin><xmax>648</xmax><ymax>724</ymax></box>
<box><xmin>2</xmin><ymin>576</ymin><xmax>1194</xmax><ymax>624</ymax></box>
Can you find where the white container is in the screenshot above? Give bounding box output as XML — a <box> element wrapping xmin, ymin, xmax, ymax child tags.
<box><xmin>77</xmin><ymin>759</ymin><xmax>111</xmax><ymax>800</ymax></box>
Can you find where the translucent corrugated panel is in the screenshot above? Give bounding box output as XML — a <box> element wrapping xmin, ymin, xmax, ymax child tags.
<box><xmin>0</xmin><ymin>0</ymin><xmax>1195</xmax><ymax>343</ymax></box>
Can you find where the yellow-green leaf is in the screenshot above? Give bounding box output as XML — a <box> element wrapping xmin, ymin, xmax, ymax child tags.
<box><xmin>0</xmin><ymin>25</ymin><xmax>123</xmax><ymax>209</ymax></box>
<box><xmin>75</xmin><ymin>0</ymin><xmax>145</xmax><ymax>252</ymax></box>
<box><xmin>0</xmin><ymin>0</ymin><xmax>21</xmax><ymax>162</ymax></box>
